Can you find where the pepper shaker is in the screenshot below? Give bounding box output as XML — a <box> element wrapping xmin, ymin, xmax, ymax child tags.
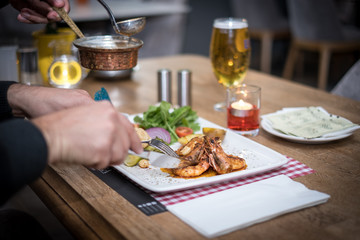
<box><xmin>177</xmin><ymin>69</ymin><xmax>192</xmax><ymax>107</ymax></box>
<box><xmin>157</xmin><ymin>69</ymin><xmax>172</xmax><ymax>103</ymax></box>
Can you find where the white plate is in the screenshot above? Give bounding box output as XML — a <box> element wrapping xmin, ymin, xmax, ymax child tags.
<box><xmin>261</xmin><ymin>119</ymin><xmax>354</xmax><ymax>144</ymax></box>
<box><xmin>113</xmin><ymin>117</ymin><xmax>288</xmax><ymax>193</ymax></box>
<box><xmin>260</xmin><ymin>107</ymin><xmax>359</xmax><ymax>144</ymax></box>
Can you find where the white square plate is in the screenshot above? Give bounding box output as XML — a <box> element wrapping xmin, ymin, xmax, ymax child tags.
<box><xmin>113</xmin><ymin>117</ymin><xmax>288</xmax><ymax>193</ymax></box>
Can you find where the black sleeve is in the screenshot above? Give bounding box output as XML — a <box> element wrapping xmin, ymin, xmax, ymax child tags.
<box><xmin>0</xmin><ymin>119</ymin><xmax>48</xmax><ymax>205</ymax></box>
<box><xmin>0</xmin><ymin>81</ymin><xmax>17</xmax><ymax>120</ymax></box>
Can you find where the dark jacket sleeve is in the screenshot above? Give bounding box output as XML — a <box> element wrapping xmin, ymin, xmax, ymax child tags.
<box><xmin>0</xmin><ymin>81</ymin><xmax>48</xmax><ymax>205</ymax></box>
<box><xmin>0</xmin><ymin>119</ymin><xmax>48</xmax><ymax>205</ymax></box>
<box><xmin>0</xmin><ymin>81</ymin><xmax>16</xmax><ymax>120</ymax></box>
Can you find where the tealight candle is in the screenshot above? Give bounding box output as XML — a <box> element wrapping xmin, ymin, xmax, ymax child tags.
<box><xmin>227</xmin><ymin>85</ymin><xmax>261</xmax><ymax>136</ymax></box>
<box><xmin>230</xmin><ymin>99</ymin><xmax>254</xmax><ymax>118</ymax></box>
<box><xmin>231</xmin><ymin>99</ymin><xmax>253</xmax><ymax>110</ymax></box>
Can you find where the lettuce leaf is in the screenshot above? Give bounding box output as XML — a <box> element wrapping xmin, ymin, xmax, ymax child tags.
<box><xmin>134</xmin><ymin>101</ymin><xmax>200</xmax><ymax>144</ymax></box>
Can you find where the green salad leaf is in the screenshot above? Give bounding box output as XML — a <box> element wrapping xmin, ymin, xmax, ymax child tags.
<box><xmin>133</xmin><ymin>101</ymin><xmax>200</xmax><ymax>144</ymax></box>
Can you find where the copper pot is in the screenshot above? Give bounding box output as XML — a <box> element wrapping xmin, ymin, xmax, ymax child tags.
<box><xmin>73</xmin><ymin>35</ymin><xmax>143</xmax><ymax>71</ymax></box>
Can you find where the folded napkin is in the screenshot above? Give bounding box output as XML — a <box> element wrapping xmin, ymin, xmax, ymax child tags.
<box><xmin>262</xmin><ymin>107</ymin><xmax>359</xmax><ymax>139</ymax></box>
<box><xmin>167</xmin><ymin>175</ymin><xmax>330</xmax><ymax>238</ymax></box>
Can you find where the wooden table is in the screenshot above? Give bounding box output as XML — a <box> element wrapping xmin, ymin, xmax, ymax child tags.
<box><xmin>30</xmin><ymin>54</ymin><xmax>360</xmax><ymax>240</ymax></box>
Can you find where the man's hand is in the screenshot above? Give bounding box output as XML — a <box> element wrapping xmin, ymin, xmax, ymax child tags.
<box><xmin>32</xmin><ymin>101</ymin><xmax>144</xmax><ymax>169</ymax></box>
<box><xmin>7</xmin><ymin>84</ymin><xmax>94</xmax><ymax>118</ymax></box>
<box><xmin>9</xmin><ymin>0</ymin><xmax>70</xmax><ymax>23</ymax></box>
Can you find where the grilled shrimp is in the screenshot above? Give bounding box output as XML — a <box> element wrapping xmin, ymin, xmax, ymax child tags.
<box><xmin>172</xmin><ymin>136</ymin><xmax>246</xmax><ymax>177</ymax></box>
<box><xmin>172</xmin><ymin>159</ymin><xmax>210</xmax><ymax>177</ymax></box>
<box><xmin>207</xmin><ymin>137</ymin><xmax>246</xmax><ymax>174</ymax></box>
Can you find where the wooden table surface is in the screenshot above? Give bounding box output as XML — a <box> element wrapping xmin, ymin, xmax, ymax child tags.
<box><xmin>30</xmin><ymin>54</ymin><xmax>360</xmax><ymax>240</ymax></box>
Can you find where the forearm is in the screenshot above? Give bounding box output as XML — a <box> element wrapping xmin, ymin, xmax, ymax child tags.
<box><xmin>6</xmin><ymin>83</ymin><xmax>94</xmax><ymax>119</ymax></box>
<box><xmin>0</xmin><ymin>119</ymin><xmax>48</xmax><ymax>205</ymax></box>
<box><xmin>6</xmin><ymin>83</ymin><xmax>36</xmax><ymax>118</ymax></box>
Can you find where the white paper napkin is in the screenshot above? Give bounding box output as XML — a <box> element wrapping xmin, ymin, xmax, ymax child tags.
<box><xmin>167</xmin><ymin>175</ymin><xmax>330</xmax><ymax>238</ymax></box>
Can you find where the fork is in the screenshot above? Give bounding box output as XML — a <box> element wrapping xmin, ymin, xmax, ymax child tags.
<box><xmin>142</xmin><ymin>139</ymin><xmax>179</xmax><ymax>158</ymax></box>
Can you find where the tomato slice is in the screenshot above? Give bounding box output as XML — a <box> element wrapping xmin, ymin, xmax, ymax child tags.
<box><xmin>175</xmin><ymin>126</ymin><xmax>193</xmax><ymax>137</ymax></box>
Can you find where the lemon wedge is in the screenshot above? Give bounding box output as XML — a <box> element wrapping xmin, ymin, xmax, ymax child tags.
<box><xmin>178</xmin><ymin>133</ymin><xmax>204</xmax><ymax>145</ymax></box>
<box><xmin>202</xmin><ymin>127</ymin><xmax>227</xmax><ymax>141</ymax></box>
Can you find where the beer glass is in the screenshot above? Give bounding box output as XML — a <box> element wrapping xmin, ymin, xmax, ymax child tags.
<box><xmin>210</xmin><ymin>18</ymin><xmax>251</xmax><ymax>111</ymax></box>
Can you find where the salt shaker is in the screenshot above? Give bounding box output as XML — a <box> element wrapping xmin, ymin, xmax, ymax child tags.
<box><xmin>177</xmin><ymin>69</ymin><xmax>192</xmax><ymax>107</ymax></box>
<box><xmin>157</xmin><ymin>69</ymin><xmax>172</xmax><ymax>103</ymax></box>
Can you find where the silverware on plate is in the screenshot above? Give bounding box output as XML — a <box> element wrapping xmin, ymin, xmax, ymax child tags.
<box><xmin>127</xmin><ymin>139</ymin><xmax>180</xmax><ymax>168</ymax></box>
<box><xmin>142</xmin><ymin>139</ymin><xmax>179</xmax><ymax>158</ymax></box>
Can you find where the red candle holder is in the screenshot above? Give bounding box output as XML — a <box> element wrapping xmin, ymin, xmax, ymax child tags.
<box><xmin>227</xmin><ymin>84</ymin><xmax>261</xmax><ymax>136</ymax></box>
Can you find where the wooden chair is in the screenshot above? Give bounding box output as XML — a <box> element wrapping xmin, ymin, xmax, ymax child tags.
<box><xmin>230</xmin><ymin>0</ymin><xmax>290</xmax><ymax>74</ymax></box>
<box><xmin>283</xmin><ymin>0</ymin><xmax>360</xmax><ymax>90</ymax></box>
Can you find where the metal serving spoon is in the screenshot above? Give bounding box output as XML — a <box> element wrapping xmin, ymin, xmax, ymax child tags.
<box><xmin>96</xmin><ymin>0</ymin><xmax>146</xmax><ymax>36</ymax></box>
<box><xmin>52</xmin><ymin>7</ymin><xmax>84</xmax><ymax>38</ymax></box>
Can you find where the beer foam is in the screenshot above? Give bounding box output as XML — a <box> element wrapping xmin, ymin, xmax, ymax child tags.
<box><xmin>214</xmin><ymin>19</ymin><xmax>248</xmax><ymax>29</ymax></box>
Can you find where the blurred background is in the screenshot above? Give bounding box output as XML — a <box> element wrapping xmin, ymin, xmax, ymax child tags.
<box><xmin>1</xmin><ymin>0</ymin><xmax>359</xmax><ymax>90</ymax></box>
<box><xmin>0</xmin><ymin>1</ymin><xmax>359</xmax><ymax>238</ymax></box>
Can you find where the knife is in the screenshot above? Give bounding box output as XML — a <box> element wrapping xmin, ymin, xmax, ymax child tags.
<box><xmin>128</xmin><ymin>150</ymin><xmax>181</xmax><ymax>169</ymax></box>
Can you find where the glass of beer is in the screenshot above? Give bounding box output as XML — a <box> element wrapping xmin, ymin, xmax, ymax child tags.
<box><xmin>210</xmin><ymin>18</ymin><xmax>251</xmax><ymax>111</ymax></box>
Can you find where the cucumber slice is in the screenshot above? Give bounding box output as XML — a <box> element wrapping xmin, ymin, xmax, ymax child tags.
<box><xmin>124</xmin><ymin>155</ymin><xmax>142</xmax><ymax>167</ymax></box>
